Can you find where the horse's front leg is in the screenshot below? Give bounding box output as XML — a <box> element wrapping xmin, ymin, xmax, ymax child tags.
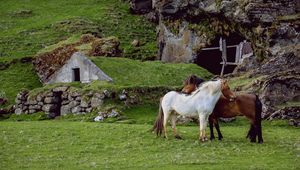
<box><xmin>199</xmin><ymin>114</ymin><xmax>209</xmax><ymax>142</ymax></box>
<box><xmin>170</xmin><ymin>114</ymin><xmax>182</xmax><ymax>139</ymax></box>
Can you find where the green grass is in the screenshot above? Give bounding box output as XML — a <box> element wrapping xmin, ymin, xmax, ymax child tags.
<box><xmin>0</xmin><ymin>119</ymin><xmax>299</xmax><ymax>169</ymax></box>
<box><xmin>91</xmin><ymin>57</ymin><xmax>212</xmax><ymax>86</ymax></box>
<box><xmin>0</xmin><ymin>62</ymin><xmax>41</xmax><ymax>106</ymax></box>
<box><xmin>122</xmin><ymin>104</ymin><xmax>158</xmax><ymax>124</ymax></box>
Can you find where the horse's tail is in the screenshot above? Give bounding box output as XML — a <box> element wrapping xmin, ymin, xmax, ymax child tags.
<box><xmin>255</xmin><ymin>95</ymin><xmax>263</xmax><ymax>143</ymax></box>
<box><xmin>152</xmin><ymin>98</ymin><xmax>164</xmax><ymax>136</ymax></box>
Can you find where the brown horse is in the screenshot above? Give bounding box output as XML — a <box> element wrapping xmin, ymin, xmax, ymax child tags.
<box><xmin>182</xmin><ymin>75</ymin><xmax>263</xmax><ymax>143</ymax></box>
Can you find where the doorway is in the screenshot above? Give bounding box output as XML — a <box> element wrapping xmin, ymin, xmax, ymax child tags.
<box><xmin>73</xmin><ymin>68</ymin><xmax>80</xmax><ymax>82</ymax></box>
<box><xmin>195</xmin><ymin>33</ymin><xmax>245</xmax><ymax>75</ymax></box>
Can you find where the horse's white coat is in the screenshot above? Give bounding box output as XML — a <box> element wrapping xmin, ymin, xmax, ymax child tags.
<box><xmin>161</xmin><ymin>80</ymin><xmax>223</xmax><ymax>139</ymax></box>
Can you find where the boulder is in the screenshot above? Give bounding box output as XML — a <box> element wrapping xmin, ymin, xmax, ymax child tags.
<box><xmin>44</xmin><ymin>97</ymin><xmax>59</xmax><ymax>104</ymax></box>
<box><xmin>80</xmin><ymin>100</ymin><xmax>90</xmax><ymax>108</ymax></box>
<box><xmin>131</xmin><ymin>39</ymin><xmax>140</xmax><ymax>47</ymax></box>
<box><xmin>94</xmin><ymin>115</ymin><xmax>105</xmax><ymax>122</ymax></box>
<box><xmin>0</xmin><ymin>97</ymin><xmax>7</xmax><ymax>105</ymax></box>
<box><xmin>60</xmin><ymin>105</ymin><xmax>72</xmax><ymax>115</ymax></box>
<box><xmin>36</xmin><ymin>94</ymin><xmax>44</xmax><ymax>102</ymax></box>
<box><xmin>28</xmin><ymin>109</ymin><xmax>36</xmax><ymax>114</ymax></box>
<box><xmin>130</xmin><ymin>0</ymin><xmax>152</xmax><ymax>14</ymax></box>
<box><xmin>42</xmin><ymin>104</ymin><xmax>58</xmax><ymax>112</ymax></box>
<box><xmin>29</xmin><ymin>105</ymin><xmax>41</xmax><ymax>110</ymax></box>
<box><xmin>68</xmin><ymin>101</ymin><xmax>80</xmax><ymax>108</ymax></box>
<box><xmin>89</xmin><ymin>36</ymin><xmax>122</xmax><ymax>57</ymax></box>
<box><xmin>86</xmin><ymin>107</ymin><xmax>93</xmax><ymax>113</ymax></box>
<box><xmin>91</xmin><ymin>97</ymin><xmax>103</xmax><ymax>108</ymax></box>
<box><xmin>107</xmin><ymin>109</ymin><xmax>120</xmax><ymax>118</ymax></box>
<box><xmin>71</xmin><ymin>106</ymin><xmax>81</xmax><ymax>114</ymax></box>
<box><xmin>15</xmin><ymin>108</ymin><xmax>22</xmax><ymax>115</ymax></box>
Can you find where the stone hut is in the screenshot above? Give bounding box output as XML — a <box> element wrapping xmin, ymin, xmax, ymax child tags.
<box><xmin>34</xmin><ymin>51</ymin><xmax>113</xmax><ymax>84</ymax></box>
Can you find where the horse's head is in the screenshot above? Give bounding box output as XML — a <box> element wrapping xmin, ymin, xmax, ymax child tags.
<box><xmin>220</xmin><ymin>79</ymin><xmax>236</xmax><ymax>101</ymax></box>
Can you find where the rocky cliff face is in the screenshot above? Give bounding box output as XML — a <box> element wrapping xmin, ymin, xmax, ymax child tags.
<box><xmin>131</xmin><ymin>0</ymin><xmax>299</xmax><ymax>118</ymax></box>
<box><xmin>154</xmin><ymin>0</ymin><xmax>299</xmax><ymax>64</ymax></box>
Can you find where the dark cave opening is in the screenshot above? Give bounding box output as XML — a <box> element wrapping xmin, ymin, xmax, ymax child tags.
<box><xmin>195</xmin><ymin>33</ymin><xmax>247</xmax><ymax>75</ymax></box>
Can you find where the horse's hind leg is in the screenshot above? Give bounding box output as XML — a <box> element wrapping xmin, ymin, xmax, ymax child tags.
<box><xmin>247</xmin><ymin>124</ymin><xmax>257</xmax><ymax>143</ymax></box>
<box><xmin>215</xmin><ymin>119</ymin><xmax>223</xmax><ymax>140</ymax></box>
<box><xmin>163</xmin><ymin>108</ymin><xmax>171</xmax><ymax>139</ymax></box>
<box><xmin>170</xmin><ymin>113</ymin><xmax>181</xmax><ymax>139</ymax></box>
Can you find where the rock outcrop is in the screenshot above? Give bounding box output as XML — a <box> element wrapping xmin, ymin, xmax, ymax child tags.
<box><xmin>153</xmin><ymin>0</ymin><xmax>299</xmax><ymax>64</ymax></box>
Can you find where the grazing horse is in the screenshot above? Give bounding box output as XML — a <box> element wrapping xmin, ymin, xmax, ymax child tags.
<box><xmin>182</xmin><ymin>75</ymin><xmax>263</xmax><ymax>143</ymax></box>
<box><xmin>152</xmin><ymin>79</ymin><xmax>236</xmax><ymax>141</ymax></box>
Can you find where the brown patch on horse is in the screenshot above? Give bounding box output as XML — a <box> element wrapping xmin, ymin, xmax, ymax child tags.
<box><xmin>181</xmin><ymin>84</ymin><xmax>197</xmax><ymax>94</ymax></box>
<box><xmin>181</xmin><ymin>75</ymin><xmax>204</xmax><ymax>95</ymax></box>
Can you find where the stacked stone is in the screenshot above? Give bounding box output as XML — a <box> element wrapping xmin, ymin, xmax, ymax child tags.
<box><xmin>60</xmin><ymin>91</ymin><xmax>105</xmax><ymax>115</ymax></box>
<box><xmin>14</xmin><ymin>87</ymin><xmax>113</xmax><ymax>116</ymax></box>
<box><xmin>15</xmin><ymin>91</ymin><xmax>29</xmax><ymax>115</ymax></box>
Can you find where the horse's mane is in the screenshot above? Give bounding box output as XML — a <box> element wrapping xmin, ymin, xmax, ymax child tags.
<box><xmin>190</xmin><ymin>80</ymin><xmax>219</xmax><ymax>97</ymax></box>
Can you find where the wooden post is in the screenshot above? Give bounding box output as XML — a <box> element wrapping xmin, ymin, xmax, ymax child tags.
<box><xmin>220</xmin><ymin>38</ymin><xmax>227</xmax><ymax>77</ymax></box>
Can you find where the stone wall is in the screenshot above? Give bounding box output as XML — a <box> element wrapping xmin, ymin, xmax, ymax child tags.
<box><xmin>14</xmin><ymin>86</ymin><xmax>177</xmax><ymax>117</ymax></box>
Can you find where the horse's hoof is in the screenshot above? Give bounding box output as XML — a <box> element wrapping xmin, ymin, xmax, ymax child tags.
<box><xmin>210</xmin><ymin>137</ymin><xmax>215</xmax><ymax>141</ymax></box>
<box><xmin>200</xmin><ymin>137</ymin><xmax>208</xmax><ymax>142</ymax></box>
<box><xmin>175</xmin><ymin>135</ymin><xmax>182</xmax><ymax>140</ymax></box>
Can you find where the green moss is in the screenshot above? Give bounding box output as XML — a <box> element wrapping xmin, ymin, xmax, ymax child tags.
<box><xmin>278</xmin><ymin>13</ymin><xmax>300</xmax><ymax>21</ymax></box>
<box><xmin>228</xmin><ymin>74</ymin><xmax>264</xmax><ymax>91</ymax></box>
<box><xmin>275</xmin><ymin>101</ymin><xmax>300</xmax><ymax>109</ymax></box>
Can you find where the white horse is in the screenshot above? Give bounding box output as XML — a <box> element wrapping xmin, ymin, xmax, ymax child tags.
<box><xmin>152</xmin><ymin>79</ymin><xmax>235</xmax><ymax>141</ymax></box>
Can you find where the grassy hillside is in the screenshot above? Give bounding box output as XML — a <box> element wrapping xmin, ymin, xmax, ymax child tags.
<box><xmin>0</xmin><ymin>0</ymin><xmax>157</xmax><ymax>62</ymax></box>
<box><xmin>0</xmin><ymin>119</ymin><xmax>299</xmax><ymax>169</ymax></box>
<box><xmin>0</xmin><ymin>62</ymin><xmax>41</xmax><ymax>106</ymax></box>
<box><xmin>92</xmin><ymin>57</ymin><xmax>212</xmax><ymax>86</ymax></box>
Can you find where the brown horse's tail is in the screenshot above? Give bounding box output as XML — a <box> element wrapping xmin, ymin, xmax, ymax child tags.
<box><xmin>152</xmin><ymin>98</ymin><xmax>164</xmax><ymax>136</ymax></box>
<box><xmin>255</xmin><ymin>95</ymin><xmax>263</xmax><ymax>143</ymax></box>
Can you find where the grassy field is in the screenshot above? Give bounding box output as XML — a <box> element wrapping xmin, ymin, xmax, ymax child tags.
<box><xmin>0</xmin><ymin>117</ymin><xmax>299</xmax><ymax>170</ymax></box>
<box><xmin>0</xmin><ymin>0</ymin><xmax>157</xmax><ymax>62</ymax></box>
